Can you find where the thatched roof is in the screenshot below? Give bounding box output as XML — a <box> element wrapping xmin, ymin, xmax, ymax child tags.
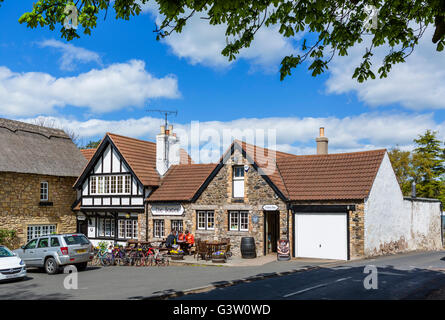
<box><xmin>0</xmin><ymin>118</ymin><xmax>87</xmax><ymax>177</ymax></box>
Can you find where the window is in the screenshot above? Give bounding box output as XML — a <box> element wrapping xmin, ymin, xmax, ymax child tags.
<box><xmin>25</xmin><ymin>239</ymin><xmax>38</xmax><ymax>249</ymax></box>
<box><xmin>232</xmin><ymin>166</ymin><xmax>245</xmax><ymax>198</ymax></box>
<box><xmin>104</xmin><ymin>176</ymin><xmax>110</xmax><ymax>194</ymax></box>
<box><xmin>153</xmin><ymin>220</ymin><xmax>165</xmax><ymax>238</ymax></box>
<box><xmin>38</xmin><ymin>238</ymin><xmax>49</xmax><ymax>248</ymax></box>
<box><xmin>197</xmin><ymin>211</ymin><xmax>215</xmax><ymax>230</ymax></box>
<box><xmin>90</xmin><ymin>175</ymin><xmax>131</xmax><ymax>194</ymax></box>
<box><xmin>171</xmin><ymin>220</ymin><xmax>183</xmax><ymax>233</ymax></box>
<box><xmin>117</xmin><ymin>176</ymin><xmax>123</xmax><ymax>193</ymax></box>
<box><xmin>90</xmin><ymin>177</ymin><xmax>96</xmax><ymax>194</ymax></box>
<box><xmin>97</xmin><ymin>218</ymin><xmax>115</xmax><ymax>238</ymax></box>
<box><xmin>50</xmin><ymin>237</ymin><xmax>60</xmax><ymax>247</ymax></box>
<box><xmin>40</xmin><ymin>182</ymin><xmax>48</xmax><ymax>201</ymax></box>
<box><xmin>64</xmin><ymin>234</ymin><xmax>90</xmax><ymax>245</ymax></box>
<box><xmin>111</xmin><ymin>176</ymin><xmax>117</xmax><ymax>193</ymax></box>
<box><xmin>229</xmin><ymin>211</ymin><xmax>249</xmax><ymax>231</ymax></box>
<box><xmin>125</xmin><ymin>176</ymin><xmax>131</xmax><ymax>194</ymax></box>
<box><xmin>97</xmin><ymin>176</ymin><xmax>104</xmax><ymax>194</ymax></box>
<box><xmin>27</xmin><ymin>225</ymin><xmax>56</xmax><ymax>242</ymax></box>
<box><xmin>118</xmin><ymin>220</ymin><xmax>138</xmax><ymax>239</ymax></box>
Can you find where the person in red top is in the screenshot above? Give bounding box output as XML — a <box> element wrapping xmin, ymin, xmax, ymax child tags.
<box><xmin>178</xmin><ymin>230</ymin><xmax>186</xmax><ymax>242</ymax></box>
<box><xmin>185</xmin><ymin>230</ymin><xmax>194</xmax><ymax>255</ymax></box>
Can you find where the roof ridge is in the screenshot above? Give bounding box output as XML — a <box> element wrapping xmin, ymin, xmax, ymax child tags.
<box><xmin>280</xmin><ymin>148</ymin><xmax>387</xmax><ymax>160</ymax></box>
<box><xmin>107</xmin><ymin>132</ymin><xmax>156</xmax><ymax>145</ymax></box>
<box><xmin>0</xmin><ymin>118</ymin><xmax>69</xmax><ymax>140</ymax></box>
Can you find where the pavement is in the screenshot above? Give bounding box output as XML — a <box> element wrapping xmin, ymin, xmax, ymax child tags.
<box><xmin>2</xmin><ymin>250</ymin><xmax>445</xmax><ymax>300</ymax></box>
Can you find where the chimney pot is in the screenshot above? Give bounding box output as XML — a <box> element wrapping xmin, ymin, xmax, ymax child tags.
<box><xmin>319</xmin><ymin>127</ymin><xmax>325</xmax><ymax>137</ymax></box>
<box><xmin>160</xmin><ymin>125</ymin><xmax>165</xmax><ymax>134</ymax></box>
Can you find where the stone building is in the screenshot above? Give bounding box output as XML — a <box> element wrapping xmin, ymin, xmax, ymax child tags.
<box><xmin>142</xmin><ymin>126</ymin><xmax>442</xmax><ymax>260</ymax></box>
<box><xmin>0</xmin><ymin>118</ymin><xmax>87</xmax><ymax>247</ymax></box>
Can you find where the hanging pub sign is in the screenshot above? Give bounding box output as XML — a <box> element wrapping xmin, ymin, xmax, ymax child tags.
<box><xmin>277</xmin><ymin>239</ymin><xmax>291</xmax><ymax>261</ymax></box>
<box><xmin>151</xmin><ymin>203</ymin><xmax>184</xmax><ymax>216</ymax></box>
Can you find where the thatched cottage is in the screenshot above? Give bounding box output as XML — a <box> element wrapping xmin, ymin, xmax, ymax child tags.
<box><xmin>0</xmin><ymin>118</ymin><xmax>87</xmax><ymax>247</ymax></box>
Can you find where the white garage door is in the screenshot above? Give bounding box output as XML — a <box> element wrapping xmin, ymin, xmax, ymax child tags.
<box><xmin>295</xmin><ymin>212</ymin><xmax>348</xmax><ymax>260</ymax></box>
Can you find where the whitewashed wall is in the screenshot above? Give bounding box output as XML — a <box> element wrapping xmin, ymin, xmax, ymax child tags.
<box><xmin>364</xmin><ymin>153</ymin><xmax>442</xmax><ymax>256</ymax></box>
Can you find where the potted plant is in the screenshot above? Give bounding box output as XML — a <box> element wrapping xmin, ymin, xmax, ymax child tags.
<box><xmin>169</xmin><ymin>249</ymin><xmax>184</xmax><ymax>260</ymax></box>
<box><xmin>211</xmin><ymin>251</ymin><xmax>226</xmax><ymax>263</ymax></box>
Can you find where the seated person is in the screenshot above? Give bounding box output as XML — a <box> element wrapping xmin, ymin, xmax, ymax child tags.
<box><xmin>184</xmin><ymin>230</ymin><xmax>195</xmax><ymax>254</ymax></box>
<box><xmin>165</xmin><ymin>230</ymin><xmax>179</xmax><ymax>249</ymax></box>
<box><xmin>178</xmin><ymin>230</ymin><xmax>186</xmax><ymax>242</ymax></box>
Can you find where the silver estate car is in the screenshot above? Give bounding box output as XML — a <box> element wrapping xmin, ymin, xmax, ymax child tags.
<box><xmin>14</xmin><ymin>233</ymin><xmax>94</xmax><ymax>274</ymax></box>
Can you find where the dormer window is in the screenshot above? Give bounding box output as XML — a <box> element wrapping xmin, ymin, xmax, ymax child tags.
<box><xmin>40</xmin><ymin>182</ymin><xmax>49</xmax><ymax>201</ymax></box>
<box><xmin>233</xmin><ymin>166</ymin><xmax>245</xmax><ymax>198</ymax></box>
<box><xmin>90</xmin><ymin>175</ymin><xmax>131</xmax><ymax>195</ymax></box>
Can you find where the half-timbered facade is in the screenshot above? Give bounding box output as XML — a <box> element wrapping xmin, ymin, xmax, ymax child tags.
<box><xmin>73</xmin><ymin>129</ymin><xmax>191</xmax><ymax>246</ymax></box>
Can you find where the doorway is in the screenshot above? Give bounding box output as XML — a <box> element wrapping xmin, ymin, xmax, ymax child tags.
<box><xmin>264</xmin><ymin>211</ymin><xmax>280</xmax><ymax>254</ymax></box>
<box><xmin>77</xmin><ymin>219</ymin><xmax>88</xmax><ymax>236</ymax></box>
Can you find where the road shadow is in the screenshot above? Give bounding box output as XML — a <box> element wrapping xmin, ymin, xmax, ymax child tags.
<box><xmin>164</xmin><ymin>264</ymin><xmax>445</xmax><ymax>300</ymax></box>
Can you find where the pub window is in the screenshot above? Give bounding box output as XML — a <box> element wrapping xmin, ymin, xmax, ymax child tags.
<box><xmin>232</xmin><ymin>166</ymin><xmax>245</xmax><ymax>198</ymax></box>
<box><xmin>171</xmin><ymin>220</ymin><xmax>183</xmax><ymax>233</ymax></box>
<box><xmin>97</xmin><ymin>218</ymin><xmax>115</xmax><ymax>237</ymax></box>
<box><xmin>90</xmin><ymin>177</ymin><xmax>96</xmax><ymax>194</ymax></box>
<box><xmin>229</xmin><ymin>211</ymin><xmax>249</xmax><ymax>232</ymax></box>
<box><xmin>97</xmin><ymin>176</ymin><xmax>104</xmax><ymax>194</ymax></box>
<box><xmin>125</xmin><ymin>176</ymin><xmax>131</xmax><ymax>194</ymax></box>
<box><xmin>104</xmin><ymin>176</ymin><xmax>110</xmax><ymax>194</ymax></box>
<box><xmin>154</xmin><ymin>220</ymin><xmax>165</xmax><ymax>238</ymax></box>
<box><xmin>118</xmin><ymin>219</ymin><xmax>138</xmax><ymax>239</ymax></box>
<box><xmin>111</xmin><ymin>176</ymin><xmax>117</xmax><ymax>193</ymax></box>
<box><xmin>197</xmin><ymin>211</ymin><xmax>214</xmax><ymax>230</ymax></box>
<box><xmin>40</xmin><ymin>182</ymin><xmax>49</xmax><ymax>201</ymax></box>
<box><xmin>117</xmin><ymin>176</ymin><xmax>123</xmax><ymax>193</ymax></box>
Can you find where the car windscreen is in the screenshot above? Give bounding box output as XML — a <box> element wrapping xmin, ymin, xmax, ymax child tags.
<box><xmin>63</xmin><ymin>235</ymin><xmax>90</xmax><ymax>246</ymax></box>
<box><xmin>0</xmin><ymin>246</ymin><xmax>13</xmax><ymax>258</ymax></box>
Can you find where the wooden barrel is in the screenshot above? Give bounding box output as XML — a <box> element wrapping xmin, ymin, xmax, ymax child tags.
<box><xmin>241</xmin><ymin>237</ymin><xmax>256</xmax><ymax>259</ymax></box>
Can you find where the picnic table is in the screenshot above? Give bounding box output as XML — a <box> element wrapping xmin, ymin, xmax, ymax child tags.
<box><xmin>205</xmin><ymin>241</ymin><xmax>227</xmax><ymax>254</ymax></box>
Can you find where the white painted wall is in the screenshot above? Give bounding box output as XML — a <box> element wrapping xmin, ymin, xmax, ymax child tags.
<box><xmin>364</xmin><ymin>153</ymin><xmax>442</xmax><ymax>256</ymax></box>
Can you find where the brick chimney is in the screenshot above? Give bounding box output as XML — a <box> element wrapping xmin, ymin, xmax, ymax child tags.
<box><xmin>316</xmin><ymin>127</ymin><xmax>328</xmax><ymax>155</ymax></box>
<box><xmin>156</xmin><ymin>124</ymin><xmax>180</xmax><ymax>176</ymax></box>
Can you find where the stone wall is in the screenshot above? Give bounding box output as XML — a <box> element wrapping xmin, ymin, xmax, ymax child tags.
<box><xmin>0</xmin><ymin>172</ymin><xmax>77</xmax><ymax>248</ymax></box>
<box><xmin>143</xmin><ymin>148</ymin><xmax>288</xmax><ymax>257</ymax></box>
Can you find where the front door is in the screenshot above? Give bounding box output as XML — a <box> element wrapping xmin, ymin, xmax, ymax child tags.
<box><xmin>265</xmin><ymin>211</ymin><xmax>280</xmax><ymax>254</ymax></box>
<box><xmin>77</xmin><ymin>219</ymin><xmax>88</xmax><ymax>236</ymax></box>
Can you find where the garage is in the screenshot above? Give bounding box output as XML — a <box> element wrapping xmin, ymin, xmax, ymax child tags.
<box><xmin>295</xmin><ymin>212</ymin><xmax>348</xmax><ymax>260</ymax></box>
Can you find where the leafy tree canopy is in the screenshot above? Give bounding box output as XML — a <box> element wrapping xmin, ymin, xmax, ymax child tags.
<box><xmin>82</xmin><ymin>139</ymin><xmax>101</xmax><ymax>149</ymax></box>
<box><xmin>389</xmin><ymin>130</ymin><xmax>445</xmax><ymax>205</ymax></box>
<box><xmin>15</xmin><ymin>0</ymin><xmax>445</xmax><ymax>82</ymax></box>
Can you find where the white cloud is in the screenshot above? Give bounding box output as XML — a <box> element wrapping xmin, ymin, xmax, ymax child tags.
<box><xmin>142</xmin><ymin>4</ymin><xmax>298</xmax><ymax>72</ymax></box>
<box><xmin>20</xmin><ymin>112</ymin><xmax>445</xmax><ymax>162</ymax></box>
<box><xmin>38</xmin><ymin>39</ymin><xmax>102</xmax><ymax>71</ymax></box>
<box><xmin>0</xmin><ymin>60</ymin><xmax>180</xmax><ymax>117</ymax></box>
<box><xmin>325</xmin><ymin>27</ymin><xmax>445</xmax><ymax>110</ymax></box>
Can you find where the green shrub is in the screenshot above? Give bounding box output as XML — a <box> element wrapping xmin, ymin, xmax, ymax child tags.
<box><xmin>0</xmin><ymin>229</ymin><xmax>17</xmax><ymax>247</ymax></box>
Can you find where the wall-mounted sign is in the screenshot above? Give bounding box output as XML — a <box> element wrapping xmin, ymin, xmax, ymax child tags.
<box><xmin>263</xmin><ymin>204</ymin><xmax>279</xmax><ymax>211</ymax></box>
<box><xmin>77</xmin><ymin>214</ymin><xmax>86</xmax><ymax>221</ymax></box>
<box><xmin>244</xmin><ymin>164</ymin><xmax>250</xmax><ymax>172</ymax></box>
<box><xmin>252</xmin><ymin>215</ymin><xmax>259</xmax><ymax>224</ymax></box>
<box><xmin>151</xmin><ymin>203</ymin><xmax>184</xmax><ymax>216</ymax></box>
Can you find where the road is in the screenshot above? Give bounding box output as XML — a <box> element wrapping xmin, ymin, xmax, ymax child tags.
<box><xmin>1</xmin><ymin>251</ymin><xmax>445</xmax><ymax>300</ymax></box>
<box><xmin>176</xmin><ymin>251</ymin><xmax>445</xmax><ymax>300</ymax></box>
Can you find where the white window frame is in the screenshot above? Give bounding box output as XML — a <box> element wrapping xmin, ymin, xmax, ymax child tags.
<box><xmin>197</xmin><ymin>211</ymin><xmax>214</xmax><ymax>230</ymax></box>
<box><xmin>118</xmin><ymin>219</ymin><xmax>138</xmax><ymax>239</ymax></box>
<box><xmin>40</xmin><ymin>181</ymin><xmax>49</xmax><ymax>201</ymax></box>
<box><xmin>90</xmin><ymin>175</ymin><xmax>131</xmax><ymax>195</ymax></box>
<box><xmin>97</xmin><ymin>217</ymin><xmax>115</xmax><ymax>238</ymax></box>
<box><xmin>229</xmin><ymin>211</ymin><xmax>249</xmax><ymax>232</ymax></box>
<box><xmin>171</xmin><ymin>220</ymin><xmax>184</xmax><ymax>233</ymax></box>
<box><xmin>232</xmin><ymin>166</ymin><xmax>245</xmax><ymax>198</ymax></box>
<box><xmin>154</xmin><ymin>220</ymin><xmax>165</xmax><ymax>238</ymax></box>
<box><xmin>27</xmin><ymin>224</ymin><xmax>56</xmax><ymax>242</ymax></box>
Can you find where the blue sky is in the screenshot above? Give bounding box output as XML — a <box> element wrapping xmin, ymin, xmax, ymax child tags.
<box><xmin>0</xmin><ymin>1</ymin><xmax>444</xmax><ymax>161</ymax></box>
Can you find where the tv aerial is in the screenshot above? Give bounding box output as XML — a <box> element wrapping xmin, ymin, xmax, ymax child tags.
<box><xmin>147</xmin><ymin>109</ymin><xmax>178</xmax><ymax>127</ymax></box>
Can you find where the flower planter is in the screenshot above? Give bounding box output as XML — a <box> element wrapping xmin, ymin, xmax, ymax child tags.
<box><xmin>211</xmin><ymin>253</ymin><xmax>226</xmax><ymax>263</ymax></box>
<box><xmin>170</xmin><ymin>254</ymin><xmax>184</xmax><ymax>261</ymax></box>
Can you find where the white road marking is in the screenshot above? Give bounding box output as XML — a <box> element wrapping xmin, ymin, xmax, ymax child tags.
<box><xmin>283</xmin><ymin>277</ymin><xmax>352</xmax><ymax>298</ymax></box>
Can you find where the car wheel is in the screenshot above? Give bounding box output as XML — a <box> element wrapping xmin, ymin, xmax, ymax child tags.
<box><xmin>44</xmin><ymin>257</ymin><xmax>59</xmax><ymax>275</ymax></box>
<box><xmin>76</xmin><ymin>262</ymin><xmax>88</xmax><ymax>271</ymax></box>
